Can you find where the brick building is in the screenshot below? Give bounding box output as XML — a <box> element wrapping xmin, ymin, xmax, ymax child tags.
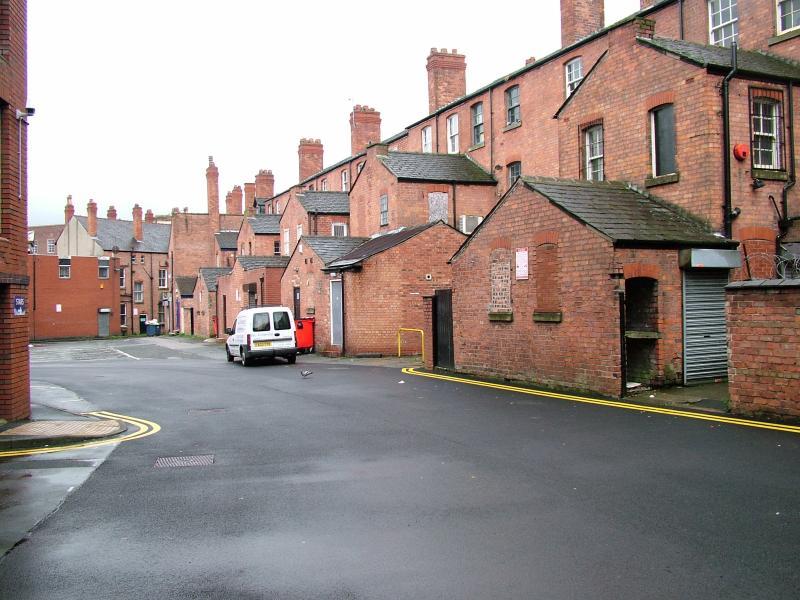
<box><xmin>0</xmin><ymin>0</ymin><xmax>30</xmax><ymax>420</ymax></box>
<box><xmin>28</xmin><ymin>255</ymin><xmax>121</xmax><ymax>340</ymax></box>
<box><xmin>28</xmin><ymin>222</ymin><xmax>64</xmax><ymax>255</ymax></box>
<box><xmin>216</xmin><ymin>255</ymin><xmax>289</xmax><ymax>334</ymax></box>
<box><xmin>192</xmin><ymin>267</ymin><xmax>231</xmax><ymax>338</ymax></box>
<box><xmin>237</xmin><ymin>214</ymin><xmax>281</xmax><ymax>258</ymax></box>
<box><xmin>57</xmin><ymin>200</ymin><xmax>171</xmax><ymax>335</ymax></box>
<box><xmin>278</xmin><ymin>191</ymin><xmax>350</xmax><ymax>256</ymax></box>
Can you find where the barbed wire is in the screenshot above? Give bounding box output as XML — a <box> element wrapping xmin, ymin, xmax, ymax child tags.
<box><xmin>742</xmin><ymin>252</ymin><xmax>800</xmax><ymax>279</ymax></box>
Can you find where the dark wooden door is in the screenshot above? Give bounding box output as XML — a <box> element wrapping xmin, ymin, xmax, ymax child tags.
<box><xmin>434</xmin><ymin>289</ymin><xmax>454</xmax><ymax>369</ymax></box>
<box><xmin>293</xmin><ymin>287</ymin><xmax>301</xmax><ymax>317</ymax></box>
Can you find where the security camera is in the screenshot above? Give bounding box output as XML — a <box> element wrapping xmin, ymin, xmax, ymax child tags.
<box><xmin>15</xmin><ymin>107</ymin><xmax>35</xmax><ymax>120</ymax></box>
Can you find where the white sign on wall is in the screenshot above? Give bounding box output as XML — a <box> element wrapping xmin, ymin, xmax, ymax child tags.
<box><xmin>55</xmin><ymin>304</ymin><xmax>62</xmax><ymax>313</ymax></box>
<box><xmin>515</xmin><ymin>248</ymin><xmax>529</xmax><ymax>280</ymax></box>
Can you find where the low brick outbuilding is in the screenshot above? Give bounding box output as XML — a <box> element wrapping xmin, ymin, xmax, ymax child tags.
<box><xmin>446</xmin><ymin>177</ymin><xmax>738</xmax><ymax>398</ymax></box>
<box><xmin>193</xmin><ymin>267</ymin><xmax>231</xmax><ymax>338</ymax></box>
<box><xmin>216</xmin><ymin>256</ymin><xmax>289</xmax><ymax>334</ymax></box>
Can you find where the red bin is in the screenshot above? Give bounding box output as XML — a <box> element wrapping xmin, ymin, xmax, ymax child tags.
<box><xmin>295</xmin><ymin>317</ymin><xmax>315</xmax><ymax>353</ymax></box>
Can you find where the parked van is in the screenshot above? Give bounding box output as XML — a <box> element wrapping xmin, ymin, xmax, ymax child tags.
<box><xmin>225</xmin><ymin>306</ymin><xmax>297</xmax><ymax>366</ymax></box>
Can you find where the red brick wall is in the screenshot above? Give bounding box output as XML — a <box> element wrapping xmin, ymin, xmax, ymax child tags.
<box><xmin>426</xmin><ymin>49</ymin><xmax>466</xmax><ymax>114</ymax></box>
<box><xmin>215</xmin><ymin>262</ymin><xmax>283</xmax><ymax>337</ymax></box>
<box><xmin>451</xmin><ymin>184</ymin><xmax>686</xmax><ymax>397</ymax></box>
<box><xmin>342</xmin><ymin>224</ymin><xmax>464</xmax><ymax>356</ymax></box>
<box><xmin>0</xmin><ymin>0</ymin><xmax>30</xmax><ymax>420</ymax></box>
<box><xmin>28</xmin><ymin>255</ymin><xmax>121</xmax><ymax>340</ymax></box>
<box><xmin>281</xmin><ymin>244</ymin><xmax>335</xmax><ymax>352</ymax></box>
<box><xmin>561</xmin><ymin>0</ymin><xmax>604</xmax><ymax>47</ymax></box>
<box><xmin>727</xmin><ymin>284</ymin><xmax>800</xmax><ymax>418</ymax></box>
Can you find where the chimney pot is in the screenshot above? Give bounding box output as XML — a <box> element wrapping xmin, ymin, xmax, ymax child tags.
<box><xmin>145</xmin><ymin>209</ymin><xmax>155</xmax><ymax>224</ymax></box>
<box><xmin>107</xmin><ymin>205</ymin><xmax>117</xmax><ymax>220</ymax></box>
<box><xmin>132</xmin><ymin>203</ymin><xmax>143</xmax><ymax>241</ymax></box>
<box><xmin>64</xmin><ymin>195</ymin><xmax>75</xmax><ymax>224</ymax></box>
<box><xmin>298</xmin><ymin>138</ymin><xmax>324</xmax><ymax>182</ymax></box>
<box><xmin>206</xmin><ymin>155</ymin><xmax>220</xmax><ymax>228</ymax></box>
<box><xmin>350</xmin><ymin>104</ymin><xmax>382</xmax><ymax>155</ymax></box>
<box><xmin>87</xmin><ymin>200</ymin><xmax>98</xmax><ymax>237</ymax></box>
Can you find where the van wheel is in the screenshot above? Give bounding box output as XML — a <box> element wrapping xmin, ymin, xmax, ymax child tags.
<box><xmin>240</xmin><ymin>346</ymin><xmax>251</xmax><ymax>367</ymax></box>
<box><xmin>287</xmin><ymin>354</ymin><xmax>297</xmax><ymax>365</ymax></box>
<box><xmin>226</xmin><ymin>346</ymin><xmax>234</xmax><ymax>362</ymax></box>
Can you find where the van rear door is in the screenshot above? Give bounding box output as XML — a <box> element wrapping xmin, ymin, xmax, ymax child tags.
<box><xmin>271</xmin><ymin>309</ymin><xmax>296</xmax><ymax>348</ymax></box>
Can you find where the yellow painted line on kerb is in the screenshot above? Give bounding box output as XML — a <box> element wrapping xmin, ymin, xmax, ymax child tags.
<box><xmin>402</xmin><ymin>368</ymin><xmax>800</xmax><ymax>436</ymax></box>
<box><xmin>0</xmin><ymin>411</ymin><xmax>161</xmax><ymax>458</ymax></box>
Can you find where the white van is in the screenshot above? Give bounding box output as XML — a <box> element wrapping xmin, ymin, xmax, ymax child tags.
<box><xmin>225</xmin><ymin>306</ymin><xmax>298</xmax><ymax>366</ymax></box>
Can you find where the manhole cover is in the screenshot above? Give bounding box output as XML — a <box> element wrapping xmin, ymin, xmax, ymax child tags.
<box><xmin>154</xmin><ymin>455</ymin><xmax>214</xmax><ymax>468</ymax></box>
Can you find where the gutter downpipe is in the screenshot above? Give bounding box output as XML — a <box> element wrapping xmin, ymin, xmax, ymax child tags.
<box><xmin>679</xmin><ymin>0</ymin><xmax>685</xmax><ymax>40</ymax></box>
<box><xmin>721</xmin><ymin>42</ymin><xmax>738</xmax><ymax>239</ymax></box>
<box><xmin>780</xmin><ymin>82</ymin><xmax>796</xmax><ymax>239</ymax></box>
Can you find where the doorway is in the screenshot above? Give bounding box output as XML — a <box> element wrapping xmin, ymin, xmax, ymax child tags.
<box><xmin>293</xmin><ymin>287</ymin><xmax>301</xmax><ymax>318</ymax></box>
<box><xmin>330</xmin><ymin>280</ymin><xmax>343</xmax><ymax>347</ymax></box>
<box><xmin>433</xmin><ymin>289</ymin><xmax>454</xmax><ymax>369</ymax></box>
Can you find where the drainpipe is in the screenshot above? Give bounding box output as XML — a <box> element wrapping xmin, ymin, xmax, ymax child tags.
<box><xmin>780</xmin><ymin>82</ymin><xmax>796</xmax><ymax>238</ymax></box>
<box><xmin>489</xmin><ymin>90</ymin><xmax>494</xmax><ymax>181</ymax></box>
<box><xmin>721</xmin><ymin>43</ymin><xmax>738</xmax><ymax>239</ymax></box>
<box><xmin>678</xmin><ymin>0</ymin><xmax>685</xmax><ymax>40</ymax></box>
<box><xmin>340</xmin><ymin>271</ymin><xmax>347</xmax><ymax>355</ymax></box>
<box><xmin>451</xmin><ymin>183</ymin><xmax>457</xmax><ymax>228</ymax></box>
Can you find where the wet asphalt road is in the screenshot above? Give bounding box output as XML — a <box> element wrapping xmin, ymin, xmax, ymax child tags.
<box><xmin>1</xmin><ymin>337</ymin><xmax>799</xmax><ymax>599</ymax></box>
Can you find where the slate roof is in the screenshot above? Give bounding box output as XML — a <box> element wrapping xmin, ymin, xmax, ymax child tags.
<box><xmin>378</xmin><ymin>152</ymin><xmax>496</xmax><ymax>185</ymax></box>
<box><xmin>176</xmin><ymin>276</ymin><xmax>197</xmax><ymax>297</ymax></box>
<box><xmin>199</xmin><ymin>267</ymin><xmax>232</xmax><ymax>292</ymax></box>
<box><xmin>238</xmin><ymin>256</ymin><xmax>290</xmax><ymax>271</ymax></box>
<box><xmin>76</xmin><ymin>216</ymin><xmax>171</xmax><ymax>253</ymax></box>
<box><xmin>215</xmin><ymin>231</ymin><xmax>238</xmax><ymax>250</ymax></box>
<box><xmin>248</xmin><ymin>214</ymin><xmax>281</xmax><ymax>235</ymax></box>
<box><xmin>325</xmin><ymin>223</ymin><xmax>445</xmax><ymax>270</ymax></box>
<box><xmin>298</xmin><ymin>191</ymin><xmax>350</xmax><ymax>215</ymax></box>
<box><xmin>521</xmin><ymin>177</ymin><xmax>735</xmax><ymax>247</ymax></box>
<box><xmin>304</xmin><ymin>236</ymin><xmax>370</xmax><ymax>265</ymax></box>
<box><xmin>639</xmin><ymin>37</ymin><xmax>800</xmax><ymax>81</ymax></box>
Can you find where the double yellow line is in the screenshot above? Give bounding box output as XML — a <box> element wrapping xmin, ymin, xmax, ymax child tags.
<box><xmin>403</xmin><ymin>368</ymin><xmax>800</xmax><ymax>435</ymax></box>
<box><xmin>0</xmin><ymin>410</ymin><xmax>161</xmax><ymax>458</ymax></box>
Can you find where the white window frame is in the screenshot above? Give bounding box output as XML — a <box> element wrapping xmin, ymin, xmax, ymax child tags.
<box><xmin>120</xmin><ymin>303</ymin><xmax>127</xmax><ymax>327</ymax></box>
<box><xmin>321</xmin><ymin>178</ymin><xmax>328</xmax><ymax>191</ymax></box>
<box><xmin>380</xmin><ymin>194</ymin><xmax>389</xmax><ymax>226</ymax></box>
<box><xmin>98</xmin><ymin>257</ymin><xmax>110</xmax><ymax>279</ymax></box>
<box><xmin>31</xmin><ymin>242</ymin><xmax>37</xmax><ymax>254</ymax></box>
<box><xmin>46</xmin><ymin>239</ymin><xmax>55</xmax><ymax>254</ymax></box>
<box><xmin>447</xmin><ymin>114</ymin><xmax>459</xmax><ymax>154</ymax></box>
<box><xmin>708</xmin><ymin>0</ymin><xmax>738</xmax><ymax>47</ymax></box>
<box><xmin>565</xmin><ymin>58</ymin><xmax>583</xmax><ymax>97</ymax></box>
<box><xmin>584</xmin><ymin>125</ymin><xmax>604</xmax><ymax>182</ymax></box>
<box><xmin>421</xmin><ymin>126</ymin><xmax>432</xmax><ymax>153</ymax></box>
<box><xmin>283</xmin><ymin>228</ymin><xmax>290</xmax><ymax>255</ymax></box>
<box><xmin>752</xmin><ymin>98</ymin><xmax>782</xmax><ymax>170</ymax></box>
<box><xmin>133</xmin><ymin>281</ymin><xmax>144</xmax><ymax>303</ymax></box>
<box><xmin>507</xmin><ymin>162</ymin><xmax>521</xmax><ymax>185</ymax></box>
<box><xmin>58</xmin><ymin>258</ymin><xmax>70</xmax><ymax>279</ymax></box>
<box><xmin>505</xmin><ymin>85</ymin><xmax>521</xmax><ymax>125</ymax></box>
<box><xmin>332</xmin><ymin>223</ymin><xmax>347</xmax><ymax>237</ymax></box>
<box><xmin>296</xmin><ymin>224</ymin><xmax>303</xmax><ymax>244</ymax></box>
<box><xmin>471</xmin><ymin>102</ymin><xmax>484</xmax><ymax>146</ymax></box>
<box><xmin>120</xmin><ymin>266</ymin><xmax>126</xmax><ymax>288</ymax></box>
<box><xmin>158</xmin><ymin>268</ymin><xmax>167</xmax><ymax>288</ymax></box>
<box><xmin>341</xmin><ymin>169</ymin><xmax>349</xmax><ymax>191</ymax></box>
<box><xmin>778</xmin><ymin>0</ymin><xmax>800</xmax><ymax>34</ymax></box>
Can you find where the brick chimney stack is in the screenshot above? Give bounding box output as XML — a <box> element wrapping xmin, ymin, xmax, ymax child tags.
<box><xmin>206</xmin><ymin>155</ymin><xmax>220</xmax><ymax>228</ymax></box>
<box><xmin>107</xmin><ymin>205</ymin><xmax>117</xmax><ymax>220</ymax></box>
<box><xmin>133</xmin><ymin>204</ymin><xmax>143</xmax><ymax>242</ymax></box>
<box><xmin>298</xmin><ymin>140</ymin><xmax>323</xmax><ymax>182</ymax></box>
<box><xmin>87</xmin><ymin>200</ymin><xmax>98</xmax><ymax>237</ymax></box>
<box><xmin>640</xmin><ymin>0</ymin><xmax>656</xmax><ymax>8</ymax></box>
<box><xmin>561</xmin><ymin>0</ymin><xmax>605</xmax><ymax>47</ymax></box>
<box><xmin>145</xmin><ymin>209</ymin><xmax>155</xmax><ymax>224</ymax></box>
<box><xmin>426</xmin><ymin>48</ymin><xmax>466</xmax><ymax>114</ymax></box>
<box><xmin>350</xmin><ymin>105</ymin><xmax>382</xmax><ymax>155</ymax></box>
<box><xmin>64</xmin><ymin>195</ymin><xmax>75</xmax><ymax>224</ymax></box>
<box><xmin>225</xmin><ymin>185</ymin><xmax>242</xmax><ymax>215</ymax></box>
<box><xmin>244</xmin><ymin>182</ymin><xmax>255</xmax><ymax>216</ymax></box>
<box><xmin>255</xmin><ymin>169</ymin><xmax>275</xmax><ymax>199</ymax></box>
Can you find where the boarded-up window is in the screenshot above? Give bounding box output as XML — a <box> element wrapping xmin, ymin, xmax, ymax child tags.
<box><xmin>489</xmin><ymin>248</ymin><xmax>512</xmax><ymax>313</ymax></box>
<box><xmin>535</xmin><ymin>243</ymin><xmax>560</xmax><ymax>312</ymax></box>
<box><xmin>428</xmin><ymin>192</ymin><xmax>448</xmax><ymax>223</ymax></box>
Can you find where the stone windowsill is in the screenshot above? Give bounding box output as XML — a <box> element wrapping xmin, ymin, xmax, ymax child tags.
<box><xmin>752</xmin><ymin>168</ymin><xmax>788</xmax><ymax>181</ymax></box>
<box><xmin>488</xmin><ymin>311</ymin><xmax>513</xmax><ymax>322</ymax></box>
<box><xmin>502</xmin><ymin>121</ymin><xmax>522</xmax><ymax>133</ymax></box>
<box><xmin>625</xmin><ymin>330</ymin><xmax>661</xmax><ymax>339</ymax></box>
<box><xmin>769</xmin><ymin>27</ymin><xmax>800</xmax><ymax>45</ymax></box>
<box><xmin>644</xmin><ymin>172</ymin><xmax>679</xmax><ymax>188</ymax></box>
<box><xmin>533</xmin><ymin>310</ymin><xmax>562</xmax><ymax>323</ymax></box>
<box><xmin>468</xmin><ymin>142</ymin><xmax>485</xmax><ymax>152</ymax></box>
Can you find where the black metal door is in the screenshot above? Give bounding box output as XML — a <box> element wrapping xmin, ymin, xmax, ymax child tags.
<box><xmin>434</xmin><ymin>289</ymin><xmax>454</xmax><ymax>369</ymax></box>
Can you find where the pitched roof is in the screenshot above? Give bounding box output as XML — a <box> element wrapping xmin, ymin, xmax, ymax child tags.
<box><xmin>238</xmin><ymin>256</ymin><xmax>290</xmax><ymax>271</ymax></box>
<box><xmin>76</xmin><ymin>216</ymin><xmax>171</xmax><ymax>253</ymax></box>
<box><xmin>199</xmin><ymin>267</ymin><xmax>232</xmax><ymax>292</ymax></box>
<box><xmin>520</xmin><ymin>177</ymin><xmax>736</xmax><ymax>247</ymax></box>
<box><xmin>247</xmin><ymin>214</ymin><xmax>281</xmax><ymax>234</ymax></box>
<box><xmin>639</xmin><ymin>37</ymin><xmax>800</xmax><ymax>81</ymax></box>
<box><xmin>325</xmin><ymin>222</ymin><xmax>448</xmax><ymax>270</ymax></box>
<box><xmin>298</xmin><ymin>191</ymin><xmax>350</xmax><ymax>215</ymax></box>
<box><xmin>378</xmin><ymin>152</ymin><xmax>496</xmax><ymax>185</ymax></box>
<box><xmin>176</xmin><ymin>276</ymin><xmax>197</xmax><ymax>296</ymax></box>
<box><xmin>215</xmin><ymin>230</ymin><xmax>238</xmax><ymax>250</ymax></box>
<box><xmin>304</xmin><ymin>236</ymin><xmax>370</xmax><ymax>265</ymax></box>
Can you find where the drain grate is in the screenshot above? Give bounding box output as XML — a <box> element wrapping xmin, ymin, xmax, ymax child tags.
<box><xmin>154</xmin><ymin>455</ymin><xmax>215</xmax><ymax>468</ymax></box>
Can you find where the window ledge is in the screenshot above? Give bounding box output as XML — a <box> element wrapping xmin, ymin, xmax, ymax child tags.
<box><xmin>488</xmin><ymin>311</ymin><xmax>513</xmax><ymax>322</ymax></box>
<box><xmin>625</xmin><ymin>330</ymin><xmax>661</xmax><ymax>339</ymax></box>
<box><xmin>468</xmin><ymin>142</ymin><xmax>485</xmax><ymax>152</ymax></box>
<box><xmin>533</xmin><ymin>310</ymin><xmax>562</xmax><ymax>323</ymax></box>
<box><xmin>645</xmin><ymin>172</ymin><xmax>679</xmax><ymax>188</ymax></box>
<box><xmin>502</xmin><ymin>121</ymin><xmax>522</xmax><ymax>133</ymax></box>
<box><xmin>752</xmin><ymin>168</ymin><xmax>788</xmax><ymax>181</ymax></box>
<box><xmin>769</xmin><ymin>28</ymin><xmax>800</xmax><ymax>45</ymax></box>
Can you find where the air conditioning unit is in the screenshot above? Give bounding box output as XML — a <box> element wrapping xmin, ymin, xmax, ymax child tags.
<box><xmin>459</xmin><ymin>215</ymin><xmax>483</xmax><ymax>235</ymax></box>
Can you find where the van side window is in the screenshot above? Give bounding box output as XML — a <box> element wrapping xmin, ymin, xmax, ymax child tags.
<box><xmin>273</xmin><ymin>311</ymin><xmax>291</xmax><ymax>330</ymax></box>
<box><xmin>253</xmin><ymin>313</ymin><xmax>271</xmax><ymax>332</ymax></box>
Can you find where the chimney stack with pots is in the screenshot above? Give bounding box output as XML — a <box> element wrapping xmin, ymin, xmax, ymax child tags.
<box><xmin>87</xmin><ymin>200</ymin><xmax>98</xmax><ymax>237</ymax></box>
<box><xmin>133</xmin><ymin>204</ymin><xmax>143</xmax><ymax>242</ymax></box>
<box><xmin>561</xmin><ymin>0</ymin><xmax>605</xmax><ymax>47</ymax></box>
<box><xmin>426</xmin><ymin>48</ymin><xmax>466</xmax><ymax>113</ymax></box>
<box><xmin>298</xmin><ymin>140</ymin><xmax>324</xmax><ymax>182</ymax></box>
<box><xmin>206</xmin><ymin>155</ymin><xmax>220</xmax><ymax>229</ymax></box>
<box><xmin>64</xmin><ymin>195</ymin><xmax>75</xmax><ymax>224</ymax></box>
<box><xmin>350</xmin><ymin>105</ymin><xmax>382</xmax><ymax>155</ymax></box>
<box><xmin>107</xmin><ymin>205</ymin><xmax>117</xmax><ymax>220</ymax></box>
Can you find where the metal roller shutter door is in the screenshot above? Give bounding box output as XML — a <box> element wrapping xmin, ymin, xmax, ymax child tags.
<box><xmin>683</xmin><ymin>269</ymin><xmax>729</xmax><ymax>384</ymax></box>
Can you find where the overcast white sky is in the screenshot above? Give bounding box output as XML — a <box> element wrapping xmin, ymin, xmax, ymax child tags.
<box><xmin>28</xmin><ymin>0</ymin><xmax>639</xmax><ymax>226</ymax></box>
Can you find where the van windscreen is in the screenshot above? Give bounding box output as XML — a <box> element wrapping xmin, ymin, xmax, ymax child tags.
<box><xmin>253</xmin><ymin>313</ymin><xmax>271</xmax><ymax>332</ymax></box>
<box><xmin>273</xmin><ymin>311</ymin><xmax>291</xmax><ymax>330</ymax></box>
